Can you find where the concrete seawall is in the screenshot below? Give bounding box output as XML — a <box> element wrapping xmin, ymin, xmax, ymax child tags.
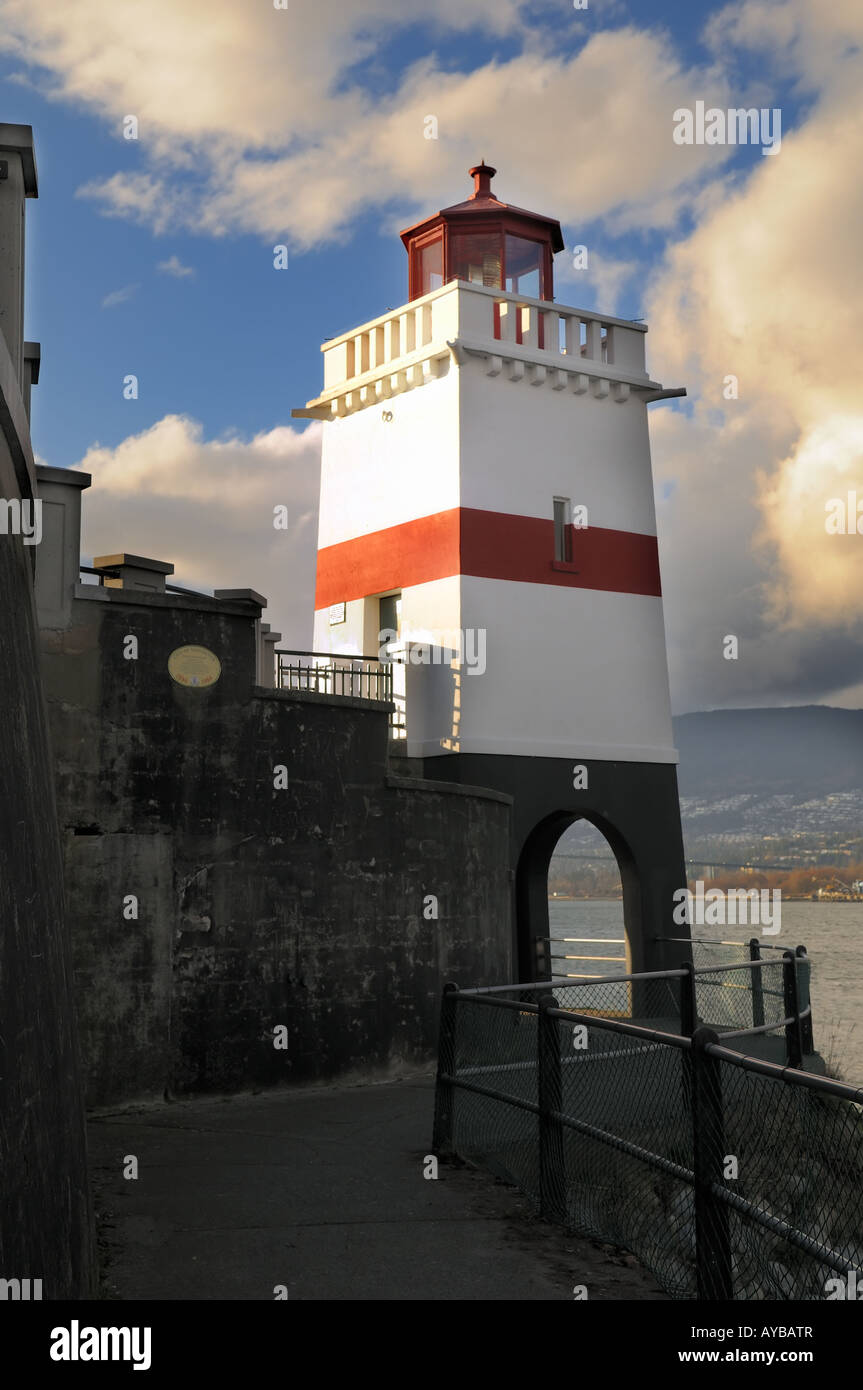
<box><xmin>38</xmin><ymin>574</ymin><xmax>514</xmax><ymax>1105</ymax></box>
<box><xmin>0</xmin><ymin>123</ymin><xmax>95</xmax><ymax>1298</ymax></box>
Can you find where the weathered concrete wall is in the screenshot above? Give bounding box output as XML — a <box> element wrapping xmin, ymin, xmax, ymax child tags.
<box><xmin>0</xmin><ymin>495</ymin><xmax>96</xmax><ymax>1297</ymax></box>
<box><xmin>0</xmin><ymin>123</ymin><xmax>95</xmax><ymax>1298</ymax></box>
<box><xmin>39</xmin><ymin>586</ymin><xmax>513</xmax><ymax>1104</ymax></box>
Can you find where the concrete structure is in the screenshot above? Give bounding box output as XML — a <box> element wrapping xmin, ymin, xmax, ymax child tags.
<box><xmin>35</xmin><ymin>468</ymin><xmax>512</xmax><ymax>1105</ymax></box>
<box><xmin>298</xmin><ymin>164</ymin><xmax>690</xmax><ymax>979</ymax></box>
<box><xmin>0</xmin><ymin>123</ymin><xmax>95</xmax><ymax>1298</ymax></box>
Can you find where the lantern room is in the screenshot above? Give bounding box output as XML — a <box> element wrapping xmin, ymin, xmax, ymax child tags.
<box><xmin>400</xmin><ymin>162</ymin><xmax>565</xmax><ymax>303</ymax></box>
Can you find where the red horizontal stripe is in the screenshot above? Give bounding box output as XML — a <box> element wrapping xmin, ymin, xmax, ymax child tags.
<box><xmin>315</xmin><ymin>508</ymin><xmax>661</xmax><ymax>608</ymax></box>
<box><xmin>316</xmin><ymin>510</ymin><xmax>460</xmax><ymax>610</ymax></box>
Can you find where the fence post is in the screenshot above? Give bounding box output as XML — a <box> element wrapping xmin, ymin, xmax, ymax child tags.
<box><xmin>680</xmin><ymin>960</ymin><xmax>697</xmax><ymax>1035</ymax></box>
<box><xmin>749</xmin><ymin>938</ymin><xmax>764</xmax><ymax>1030</ymax></box>
<box><xmin>796</xmin><ymin>946</ymin><xmax>814</xmax><ymax>1055</ymax></box>
<box><xmin>432</xmin><ymin>983</ymin><xmax>459</xmax><ymax>1157</ymax></box>
<box><xmin>690</xmin><ymin>1027</ymin><xmax>733</xmax><ymax>1300</ymax></box>
<box><xmin>538</xmin><ymin>993</ymin><xmax>566</xmax><ymax>1222</ymax></box>
<box><xmin>782</xmin><ymin>951</ymin><xmax>803</xmax><ymax>1068</ymax></box>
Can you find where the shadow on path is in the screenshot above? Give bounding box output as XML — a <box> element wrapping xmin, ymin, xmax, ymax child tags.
<box><xmin>89</xmin><ymin>1076</ymin><xmax>666</xmax><ymax>1301</ymax></box>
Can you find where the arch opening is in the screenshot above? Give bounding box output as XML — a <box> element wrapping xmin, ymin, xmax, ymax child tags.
<box><xmin>515</xmin><ymin>809</ymin><xmax>642</xmax><ymax>988</ymax></box>
<box><xmin>547</xmin><ymin>819</ymin><xmax>631</xmax><ymax>985</ymax></box>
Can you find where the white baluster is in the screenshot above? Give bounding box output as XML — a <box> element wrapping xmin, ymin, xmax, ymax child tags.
<box><xmin>497</xmin><ymin>300</ymin><xmax>518</xmax><ymax>343</ymax></box>
<box><xmin>401</xmin><ymin>310</ymin><xmax>416</xmax><ymax>356</ymax></box>
<box><xmin>583</xmin><ymin>318</ymin><xmax>601</xmax><ymax>360</ymax></box>
<box><xmin>520</xmin><ymin>305</ymin><xmax>539</xmax><ymax>349</ymax></box>
<box><xmin>544</xmin><ymin>310</ymin><xmax>560</xmax><ymax>356</ymax></box>
<box><xmin>385</xmin><ymin>315</ymin><xmax>401</xmax><ymax>364</ymax></box>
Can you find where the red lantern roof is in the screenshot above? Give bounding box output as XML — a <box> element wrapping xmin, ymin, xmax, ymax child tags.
<box><xmin>400</xmin><ymin>163</ymin><xmax>565</xmax><ymax>303</ymax></box>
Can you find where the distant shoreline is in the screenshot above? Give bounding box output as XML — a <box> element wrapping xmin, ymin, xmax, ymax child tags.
<box><xmin>547</xmin><ymin>894</ymin><xmax>863</xmax><ymax>904</ymax></box>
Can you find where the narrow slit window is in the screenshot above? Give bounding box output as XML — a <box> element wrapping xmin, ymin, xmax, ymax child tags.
<box><xmin>553</xmin><ymin>497</ymin><xmax>572</xmax><ymax>563</ymax></box>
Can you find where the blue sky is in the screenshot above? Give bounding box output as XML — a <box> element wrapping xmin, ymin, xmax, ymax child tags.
<box><xmin>1</xmin><ymin>0</ymin><xmax>861</xmax><ymax>711</ymax></box>
<box><xmin>4</xmin><ymin>0</ymin><xmax>807</xmax><ymax>465</ymax></box>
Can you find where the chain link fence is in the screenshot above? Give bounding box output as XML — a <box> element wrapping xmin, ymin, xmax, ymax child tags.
<box><xmin>433</xmin><ymin>953</ymin><xmax>862</xmax><ymax>1300</ymax></box>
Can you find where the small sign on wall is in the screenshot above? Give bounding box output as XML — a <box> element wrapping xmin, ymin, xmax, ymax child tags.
<box><xmin>168</xmin><ymin>645</ymin><xmax>222</xmax><ymax>688</ymax></box>
<box><xmin>328</xmin><ymin>602</ymin><xmax>346</xmax><ymax>626</ymax></box>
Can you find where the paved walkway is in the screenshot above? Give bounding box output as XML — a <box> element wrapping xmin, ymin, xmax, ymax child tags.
<box><xmin>88</xmin><ymin>1075</ymin><xmax>665</xmax><ymax>1301</ymax></box>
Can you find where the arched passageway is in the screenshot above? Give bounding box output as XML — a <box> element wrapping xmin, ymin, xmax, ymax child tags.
<box><xmin>424</xmin><ymin>749</ymin><xmax>691</xmax><ymax>985</ymax></box>
<box><xmin>547</xmin><ymin>818</ymin><xmax>630</xmax><ymax>982</ymax></box>
<box><xmin>516</xmin><ymin>809</ymin><xmax>641</xmax><ymax>984</ymax></box>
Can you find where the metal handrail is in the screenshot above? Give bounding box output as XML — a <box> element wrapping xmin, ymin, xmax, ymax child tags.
<box><xmin>657</xmin><ymin>935</ymin><xmax>791</xmax><ymax>952</ymax></box>
<box><xmin>435</xmin><ymin>958</ymin><xmax>850</xmax><ymax>1301</ymax></box>
<box><xmin>689</xmin><ymin>957</ymin><xmax>783</xmax><ymax>976</ymax></box>
<box><xmin>459</xmin><ymin>967</ymin><xmax>687</xmax><ymax>993</ymax></box>
<box><xmin>274</xmin><ymin>647</ymin><xmax>388</xmax><ymax>663</ymax></box>
<box><xmin>720</xmin><ymin>1009</ymin><xmax>812</xmax><ymax>1043</ymax></box>
<box><xmin>79</xmin><ymin>564</ymin><xmax>119</xmax><ymax>582</ymax></box>
<box><xmin>550</xmin><ymin>954</ymin><xmax>627</xmax><ymax>962</ymax></box>
<box><xmin>540</xmin><ymin>936</ymin><xmax>625</xmax><ymax>944</ymax></box>
<box><xmin>276</xmin><ymin>651</ymin><xmax>393</xmax><ymax>704</ymax></box>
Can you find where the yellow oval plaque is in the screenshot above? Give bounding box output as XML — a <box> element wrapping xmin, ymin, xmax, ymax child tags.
<box><xmin>168</xmin><ymin>645</ymin><xmax>222</xmax><ymax>689</ymax></box>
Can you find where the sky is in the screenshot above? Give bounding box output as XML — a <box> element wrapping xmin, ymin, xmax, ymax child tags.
<box><xmin>1</xmin><ymin>0</ymin><xmax>861</xmax><ymax>713</ymax></box>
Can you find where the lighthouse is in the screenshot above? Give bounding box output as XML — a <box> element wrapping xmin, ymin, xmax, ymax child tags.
<box><xmin>295</xmin><ymin>164</ymin><xmax>690</xmax><ymax>980</ymax></box>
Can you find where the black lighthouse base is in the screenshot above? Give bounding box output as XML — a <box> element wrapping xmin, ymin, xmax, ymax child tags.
<box><xmin>422</xmin><ymin>752</ymin><xmax>691</xmax><ymax>983</ymax></box>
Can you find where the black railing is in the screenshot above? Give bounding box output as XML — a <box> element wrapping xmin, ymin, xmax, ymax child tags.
<box><xmin>539</xmin><ymin>930</ymin><xmax>794</xmax><ymax>981</ymax></box>
<box><xmin>275</xmin><ymin>649</ymin><xmax>393</xmax><ymax>707</ymax></box>
<box><xmin>431</xmin><ymin>950</ymin><xmax>858</xmax><ymax>1301</ymax></box>
<box><xmin>79</xmin><ymin>564</ymin><xmax>118</xmax><ymax>584</ymax></box>
<box><xmin>524</xmin><ymin>945</ymin><xmax>811</xmax><ymax>1063</ymax></box>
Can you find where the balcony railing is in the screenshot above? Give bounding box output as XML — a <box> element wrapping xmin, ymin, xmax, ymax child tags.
<box><xmin>294</xmin><ymin>280</ymin><xmax>657</xmax><ymax>423</ymax></box>
<box><xmin>275</xmin><ymin>648</ymin><xmax>395</xmax><ymax>713</ymax></box>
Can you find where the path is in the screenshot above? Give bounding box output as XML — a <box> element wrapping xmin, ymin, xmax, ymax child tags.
<box><xmin>88</xmin><ymin>1075</ymin><xmax>665</xmax><ymax>1301</ymax></box>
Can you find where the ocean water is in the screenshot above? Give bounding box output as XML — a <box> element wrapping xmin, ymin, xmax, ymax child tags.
<box><xmin>548</xmin><ymin>899</ymin><xmax>863</xmax><ymax>1085</ymax></box>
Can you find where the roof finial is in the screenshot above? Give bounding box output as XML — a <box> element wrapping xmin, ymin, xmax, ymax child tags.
<box><xmin>469</xmin><ymin>161</ymin><xmax>497</xmax><ymax>200</ymax></box>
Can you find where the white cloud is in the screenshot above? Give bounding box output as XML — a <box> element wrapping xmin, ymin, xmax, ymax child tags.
<box><xmin>0</xmin><ymin>2</ymin><xmax>735</xmax><ymax>246</ymax></box>
<box><xmin>555</xmin><ymin>249</ymin><xmax>639</xmax><ymax>315</ymax></box>
<box><xmin>156</xmin><ymin>254</ymin><xmax>195</xmax><ymax>278</ymax></box>
<box><xmin>645</xmin><ymin>0</ymin><xmax>863</xmax><ymax>709</ymax></box>
<box><xmin>101</xmin><ymin>283</ymin><xmax>138</xmax><ymax>308</ymax></box>
<box><xmin>71</xmin><ymin>414</ymin><xmax>322</xmax><ymax>648</ymax></box>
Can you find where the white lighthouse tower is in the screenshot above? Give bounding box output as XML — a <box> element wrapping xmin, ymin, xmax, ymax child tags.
<box><xmin>295</xmin><ymin>164</ymin><xmax>689</xmax><ymax>979</ymax></box>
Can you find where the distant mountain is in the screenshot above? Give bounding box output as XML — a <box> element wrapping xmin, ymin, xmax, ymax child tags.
<box><xmin>673</xmin><ymin>706</ymin><xmax>863</xmax><ymax>799</ymax></box>
<box><xmin>557</xmin><ymin>707</ymin><xmax>863</xmax><ymax>857</ymax></box>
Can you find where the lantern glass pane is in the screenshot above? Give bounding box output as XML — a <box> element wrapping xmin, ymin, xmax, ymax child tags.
<box><xmin>419</xmin><ymin>238</ymin><xmax>443</xmax><ymax>294</ymax></box>
<box><xmin>505</xmin><ymin>235</ymin><xmax>545</xmax><ymax>298</ymax></box>
<box><xmin>449</xmin><ymin>231</ymin><xmax>503</xmax><ymax>288</ymax></box>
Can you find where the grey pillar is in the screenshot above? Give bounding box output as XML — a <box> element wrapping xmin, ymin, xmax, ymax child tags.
<box><xmin>34</xmin><ymin>464</ymin><xmax>91</xmax><ymax>629</ymax></box>
<box><xmin>92</xmin><ymin>552</ymin><xmax>174</xmax><ymax>594</ymax></box>
<box><xmin>0</xmin><ymin>124</ymin><xmax>37</xmax><ymax>388</ymax></box>
<box><xmin>261</xmin><ymin>627</ymin><xmax>282</xmax><ymax>688</ymax></box>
